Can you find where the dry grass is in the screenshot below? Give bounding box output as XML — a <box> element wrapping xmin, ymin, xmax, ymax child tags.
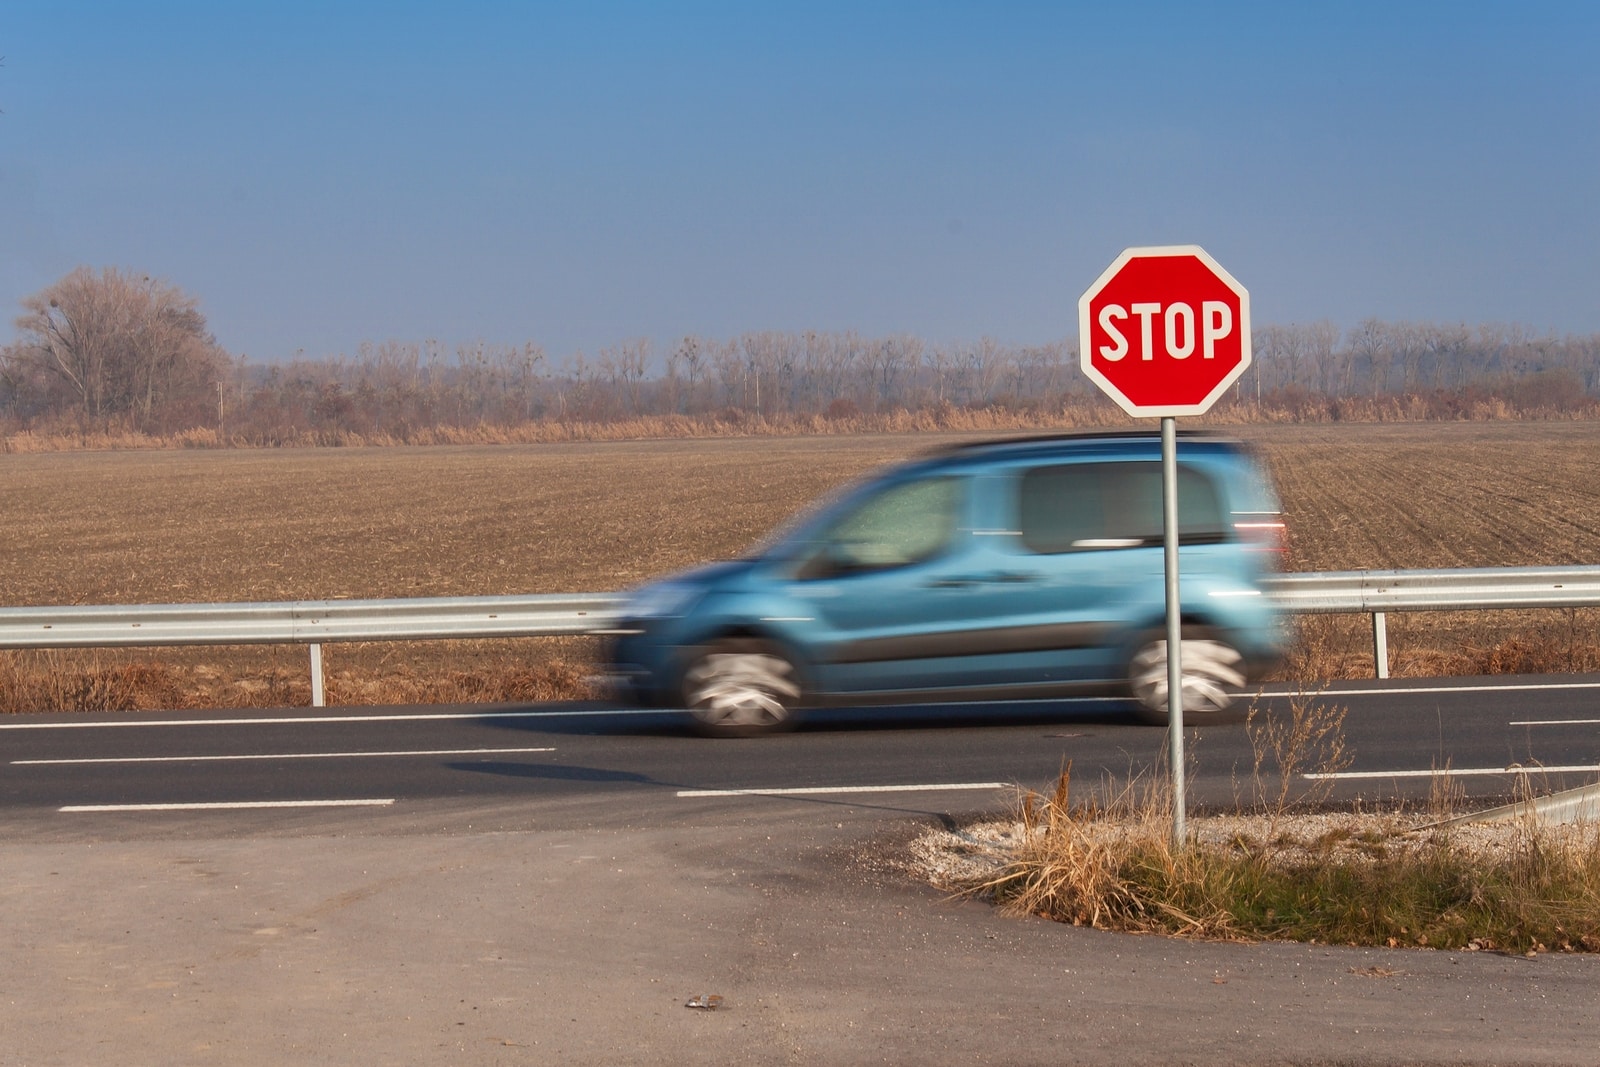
<box><xmin>928</xmin><ymin>787</ymin><xmax>1600</xmax><ymax>951</ymax></box>
<box><xmin>4</xmin><ymin>421</ymin><xmax>1600</xmax><ymax>711</ymax></box>
<box><xmin>917</xmin><ymin>699</ymin><xmax>1600</xmax><ymax>952</ymax></box>
<box><xmin>0</xmin><ymin>643</ymin><xmax>597</xmax><ymax>713</ymax></box>
<box><xmin>4</xmin><ymin>407</ymin><xmax>1113</xmax><ymax>453</ymax></box>
<box><xmin>1243</xmin><ymin>693</ymin><xmax>1353</xmax><ymax>818</ymax></box>
<box><xmin>3</xmin><ymin>390</ymin><xmax>1590</xmax><ymax>455</ymax></box>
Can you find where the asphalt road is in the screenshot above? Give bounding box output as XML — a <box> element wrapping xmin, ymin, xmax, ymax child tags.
<box><xmin>3</xmin><ymin>677</ymin><xmax>1599</xmax><ymax>1065</ymax></box>
<box><xmin>4</xmin><ymin>676</ymin><xmax>1600</xmax><ymax>820</ymax></box>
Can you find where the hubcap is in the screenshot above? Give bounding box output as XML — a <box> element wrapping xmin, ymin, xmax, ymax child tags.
<box><xmin>685</xmin><ymin>650</ymin><xmax>800</xmax><ymax>728</ymax></box>
<box><xmin>1129</xmin><ymin>639</ymin><xmax>1245</xmax><ymax>715</ymax></box>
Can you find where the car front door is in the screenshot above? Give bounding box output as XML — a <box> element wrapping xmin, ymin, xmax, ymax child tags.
<box><xmin>779</xmin><ymin>473</ymin><xmax>1019</xmax><ymax>697</ymax></box>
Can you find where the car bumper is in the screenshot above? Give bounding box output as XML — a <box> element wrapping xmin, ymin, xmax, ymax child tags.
<box><xmin>601</xmin><ymin>626</ymin><xmax>680</xmax><ymax>706</ymax></box>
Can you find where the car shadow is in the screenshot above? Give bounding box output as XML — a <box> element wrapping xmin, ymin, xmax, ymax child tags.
<box><xmin>799</xmin><ymin>699</ymin><xmax>1144</xmax><ymax>733</ymax></box>
<box><xmin>469</xmin><ymin>697</ymin><xmax>1148</xmax><ymax>738</ymax></box>
<box><xmin>444</xmin><ymin>760</ymin><xmax>657</xmax><ymax>784</ymax></box>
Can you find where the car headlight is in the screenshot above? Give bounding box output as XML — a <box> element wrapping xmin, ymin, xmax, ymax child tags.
<box><xmin>622</xmin><ymin>582</ymin><xmax>705</xmax><ymax>620</ymax></box>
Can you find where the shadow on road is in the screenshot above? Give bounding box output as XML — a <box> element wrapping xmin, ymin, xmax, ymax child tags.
<box><xmin>445</xmin><ymin>760</ymin><xmax>655</xmax><ymax>784</ymax></box>
<box><xmin>472</xmin><ymin>698</ymin><xmax>1147</xmax><ymax>738</ymax></box>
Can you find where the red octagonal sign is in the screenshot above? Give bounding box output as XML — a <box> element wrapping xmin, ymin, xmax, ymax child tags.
<box><xmin>1078</xmin><ymin>245</ymin><xmax>1251</xmax><ymax>418</ymax></box>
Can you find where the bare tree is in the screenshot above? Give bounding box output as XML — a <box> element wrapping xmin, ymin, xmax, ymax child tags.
<box><xmin>516</xmin><ymin>341</ymin><xmax>547</xmax><ymax>419</ymax></box>
<box><xmin>1303</xmin><ymin>320</ymin><xmax>1341</xmax><ymax>395</ymax></box>
<box><xmin>671</xmin><ymin>336</ymin><xmax>706</xmax><ymax>413</ymax></box>
<box><xmin>865</xmin><ymin>335</ymin><xmax>918</xmax><ymax>407</ymax></box>
<box><xmin>7</xmin><ymin>266</ymin><xmax>225</xmax><ymax>431</ymax></box>
<box><xmin>616</xmin><ymin>339</ymin><xmax>649</xmax><ymax>413</ymax></box>
<box><xmin>1349</xmin><ymin>318</ymin><xmax>1392</xmax><ymax>397</ymax></box>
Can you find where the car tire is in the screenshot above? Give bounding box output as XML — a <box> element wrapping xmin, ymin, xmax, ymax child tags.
<box><xmin>682</xmin><ymin>638</ymin><xmax>803</xmax><ymax>737</ymax></box>
<box><xmin>1126</xmin><ymin>627</ymin><xmax>1247</xmax><ymax>726</ymax></box>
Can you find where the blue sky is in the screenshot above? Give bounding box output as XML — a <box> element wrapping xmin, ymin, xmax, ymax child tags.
<box><xmin>3</xmin><ymin>1</ymin><xmax>1597</xmax><ymax>362</ymax></box>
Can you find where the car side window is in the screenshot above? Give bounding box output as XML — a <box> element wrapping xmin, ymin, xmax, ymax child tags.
<box><xmin>1017</xmin><ymin>462</ymin><xmax>1226</xmax><ymax>554</ymax></box>
<box><xmin>795</xmin><ymin>476</ymin><xmax>962</xmax><ymax>579</ymax></box>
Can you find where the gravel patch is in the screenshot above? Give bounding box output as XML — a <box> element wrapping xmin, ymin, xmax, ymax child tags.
<box><xmin>910</xmin><ymin>810</ymin><xmax>1600</xmax><ymax>892</ymax></box>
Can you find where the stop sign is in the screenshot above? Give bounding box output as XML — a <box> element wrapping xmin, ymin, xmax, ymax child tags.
<box><xmin>1078</xmin><ymin>245</ymin><xmax>1251</xmax><ymax>418</ymax></box>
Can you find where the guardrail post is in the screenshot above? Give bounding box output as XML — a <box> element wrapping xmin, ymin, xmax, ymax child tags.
<box><xmin>310</xmin><ymin>643</ymin><xmax>325</xmax><ymax>707</ymax></box>
<box><xmin>1372</xmin><ymin>612</ymin><xmax>1389</xmax><ymax>679</ymax></box>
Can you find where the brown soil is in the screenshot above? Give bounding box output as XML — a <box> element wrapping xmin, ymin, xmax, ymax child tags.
<box><xmin>5</xmin><ymin>423</ymin><xmax>1599</xmax><ymax>710</ymax></box>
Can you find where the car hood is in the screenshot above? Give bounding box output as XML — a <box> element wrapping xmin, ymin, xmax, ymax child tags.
<box><xmin>618</xmin><ymin>559</ymin><xmax>766</xmax><ymax>620</ymax></box>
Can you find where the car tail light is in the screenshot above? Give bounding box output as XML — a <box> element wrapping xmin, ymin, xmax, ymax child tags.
<box><xmin>1234</xmin><ymin>518</ymin><xmax>1288</xmax><ymax>558</ymax></box>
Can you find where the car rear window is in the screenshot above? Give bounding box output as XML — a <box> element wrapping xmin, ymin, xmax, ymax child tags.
<box><xmin>1017</xmin><ymin>462</ymin><xmax>1227</xmax><ymax>554</ymax></box>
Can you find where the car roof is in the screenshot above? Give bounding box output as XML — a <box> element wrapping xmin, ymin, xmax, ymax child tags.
<box><xmin>914</xmin><ymin>430</ymin><xmax>1253</xmax><ymax>471</ymax></box>
<box><xmin>874</xmin><ymin>431</ymin><xmax>1277</xmax><ymax>513</ymax></box>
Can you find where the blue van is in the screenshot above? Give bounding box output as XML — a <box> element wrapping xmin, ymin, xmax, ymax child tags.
<box><xmin>605</xmin><ymin>432</ymin><xmax>1285</xmax><ymax>735</ymax></box>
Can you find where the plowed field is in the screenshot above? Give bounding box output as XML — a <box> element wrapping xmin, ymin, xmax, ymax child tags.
<box><xmin>4</xmin><ymin>422</ymin><xmax>1599</xmax><ymax>709</ymax></box>
<box><xmin>1251</xmin><ymin>422</ymin><xmax>1600</xmax><ymax>572</ymax></box>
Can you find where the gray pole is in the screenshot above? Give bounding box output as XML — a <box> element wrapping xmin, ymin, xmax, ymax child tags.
<box><xmin>1161</xmin><ymin>416</ymin><xmax>1185</xmax><ymax>849</ymax></box>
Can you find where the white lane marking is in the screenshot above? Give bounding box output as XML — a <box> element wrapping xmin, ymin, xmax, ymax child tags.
<box><xmin>0</xmin><ymin>709</ymin><xmax>663</xmax><ymax>731</ymax></box>
<box><xmin>1</xmin><ymin>677</ymin><xmax>1593</xmax><ymax>733</ymax></box>
<box><xmin>677</xmin><ymin>782</ymin><xmax>1008</xmax><ymax>798</ymax></box>
<box><xmin>60</xmin><ymin>799</ymin><xmax>396</xmax><ymax>813</ymax></box>
<box><xmin>1306</xmin><ymin>764</ymin><xmax>1600</xmax><ymax>781</ymax></box>
<box><xmin>1510</xmin><ymin>718</ymin><xmax>1600</xmax><ymax>727</ymax></box>
<box><xmin>15</xmin><ymin>746</ymin><xmax>555</xmax><ymax>767</ymax></box>
<box><xmin>1256</xmin><ymin>681</ymin><xmax>1600</xmax><ymax>698</ymax></box>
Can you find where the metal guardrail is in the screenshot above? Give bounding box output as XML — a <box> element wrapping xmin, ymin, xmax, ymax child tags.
<box><xmin>1263</xmin><ymin>566</ymin><xmax>1600</xmax><ymax>678</ymax></box>
<box><xmin>0</xmin><ymin>593</ymin><xmax>620</xmax><ymax>649</ymax></box>
<box><xmin>1263</xmin><ymin>566</ymin><xmax>1600</xmax><ymax>613</ymax></box>
<box><xmin>0</xmin><ymin>593</ymin><xmax>621</xmax><ymax>707</ymax></box>
<box><xmin>2</xmin><ymin>566</ymin><xmax>1596</xmax><ymax>702</ymax></box>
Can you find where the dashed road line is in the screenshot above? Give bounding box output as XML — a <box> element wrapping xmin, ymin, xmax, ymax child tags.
<box><xmin>1256</xmin><ymin>681</ymin><xmax>1600</xmax><ymax>698</ymax></box>
<box><xmin>60</xmin><ymin>799</ymin><xmax>396</xmax><ymax>813</ymax></box>
<box><xmin>1305</xmin><ymin>764</ymin><xmax>1600</xmax><ymax>781</ymax></box>
<box><xmin>678</xmin><ymin>782</ymin><xmax>1008</xmax><ymax>798</ymax></box>
<box><xmin>14</xmin><ymin>746</ymin><xmax>556</xmax><ymax>766</ymax></box>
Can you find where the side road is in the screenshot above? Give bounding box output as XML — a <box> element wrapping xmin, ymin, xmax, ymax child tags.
<box><xmin>1</xmin><ymin>802</ymin><xmax>1594</xmax><ymax>1067</ymax></box>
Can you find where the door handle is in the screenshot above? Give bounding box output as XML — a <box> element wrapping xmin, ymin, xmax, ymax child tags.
<box><xmin>925</xmin><ymin>572</ymin><xmax>1038</xmax><ymax>588</ymax></box>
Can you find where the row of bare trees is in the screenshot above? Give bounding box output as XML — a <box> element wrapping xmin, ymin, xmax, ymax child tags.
<box><xmin>1246</xmin><ymin>319</ymin><xmax>1600</xmax><ymax>398</ymax></box>
<box><xmin>5</xmin><ymin>267</ymin><xmax>1600</xmax><ymax>441</ymax></box>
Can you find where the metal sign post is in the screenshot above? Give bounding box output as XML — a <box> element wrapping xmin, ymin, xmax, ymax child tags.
<box><xmin>1078</xmin><ymin>245</ymin><xmax>1253</xmax><ymax>850</ymax></box>
<box><xmin>1161</xmin><ymin>416</ymin><xmax>1185</xmax><ymax>847</ymax></box>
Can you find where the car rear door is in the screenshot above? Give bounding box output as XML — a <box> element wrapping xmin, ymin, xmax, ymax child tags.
<box><xmin>970</xmin><ymin>459</ymin><xmax>1233</xmax><ymax>688</ymax></box>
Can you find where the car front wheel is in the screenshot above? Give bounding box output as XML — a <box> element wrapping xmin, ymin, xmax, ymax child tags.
<box><xmin>1127</xmin><ymin>629</ymin><xmax>1247</xmax><ymax>725</ymax></box>
<box><xmin>682</xmin><ymin>638</ymin><xmax>802</xmax><ymax>737</ymax></box>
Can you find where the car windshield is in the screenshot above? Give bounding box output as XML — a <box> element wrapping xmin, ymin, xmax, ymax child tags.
<box><xmin>740</xmin><ymin>461</ymin><xmax>932</xmax><ymax>561</ymax></box>
<box><xmin>738</xmin><ymin>478</ymin><xmax>866</xmax><ymax>561</ymax></box>
<box><xmin>768</xmin><ymin>475</ymin><xmax>962</xmax><ymax>578</ymax></box>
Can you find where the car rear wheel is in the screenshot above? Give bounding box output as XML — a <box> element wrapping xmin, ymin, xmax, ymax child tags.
<box><xmin>1127</xmin><ymin>628</ymin><xmax>1247</xmax><ymax>725</ymax></box>
<box><xmin>682</xmin><ymin>638</ymin><xmax>802</xmax><ymax>737</ymax></box>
